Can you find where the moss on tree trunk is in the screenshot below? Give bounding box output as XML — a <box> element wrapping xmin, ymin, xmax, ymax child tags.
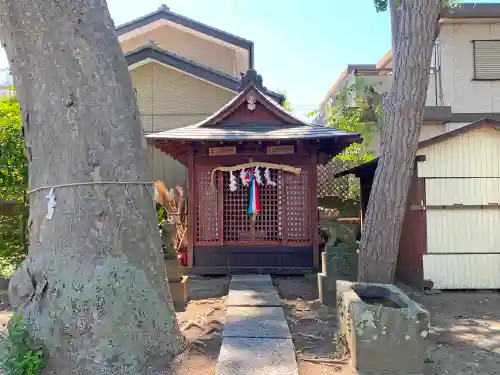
<box><xmin>0</xmin><ymin>0</ymin><xmax>185</xmax><ymax>373</ymax></box>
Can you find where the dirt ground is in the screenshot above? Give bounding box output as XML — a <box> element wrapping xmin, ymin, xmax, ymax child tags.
<box><xmin>166</xmin><ymin>276</ymin><xmax>229</xmax><ymax>375</ymax></box>
<box><xmin>274</xmin><ymin>276</ymin><xmax>500</xmax><ymax>375</ymax></box>
<box><xmin>0</xmin><ymin>277</ymin><xmax>229</xmax><ymax>375</ymax></box>
<box><xmin>3</xmin><ymin>276</ymin><xmax>500</xmax><ymax>375</ymax></box>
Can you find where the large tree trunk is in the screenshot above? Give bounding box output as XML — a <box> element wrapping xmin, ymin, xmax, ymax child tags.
<box><xmin>1</xmin><ymin>0</ymin><xmax>185</xmax><ymax>374</ymax></box>
<box><xmin>358</xmin><ymin>0</ymin><xmax>441</xmax><ymax>283</ymax></box>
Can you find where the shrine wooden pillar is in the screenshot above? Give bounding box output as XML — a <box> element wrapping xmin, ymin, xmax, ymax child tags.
<box><xmin>309</xmin><ymin>147</ymin><xmax>319</xmax><ymax>269</ymax></box>
<box><xmin>187</xmin><ymin>147</ymin><xmax>195</xmax><ymax>268</ymax></box>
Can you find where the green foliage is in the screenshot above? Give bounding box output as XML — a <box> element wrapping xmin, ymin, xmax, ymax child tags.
<box><xmin>373</xmin><ymin>0</ymin><xmax>458</xmax><ymax>13</ymax></box>
<box><xmin>157</xmin><ymin>205</ymin><xmax>168</xmax><ymax>227</ymax></box>
<box><xmin>322</xmin><ymin>78</ymin><xmax>379</xmax><ymax>200</ymax></box>
<box><xmin>374</xmin><ymin>0</ymin><xmax>388</xmax><ymax>12</ymax></box>
<box><xmin>0</xmin><ymin>314</ymin><xmax>45</xmax><ymax>375</ymax></box>
<box><xmin>0</xmin><ymin>92</ymin><xmax>28</xmax><ymax>273</ymax></box>
<box><xmin>276</xmin><ymin>90</ymin><xmax>292</xmax><ymax>113</ymax></box>
<box><xmin>282</xmin><ymin>99</ymin><xmax>292</xmax><ymax>113</ymax></box>
<box><xmin>325</xmin><ymin>78</ymin><xmax>378</xmax><ymax>164</ymax></box>
<box><xmin>0</xmin><ymin>93</ymin><xmax>26</xmax><ymax>199</ymax></box>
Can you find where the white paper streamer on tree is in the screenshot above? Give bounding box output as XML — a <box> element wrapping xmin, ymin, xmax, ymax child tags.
<box><xmin>45</xmin><ymin>188</ymin><xmax>56</xmax><ymax>219</ymax></box>
<box><xmin>229</xmin><ymin>171</ymin><xmax>238</xmax><ymax>192</ymax></box>
<box><xmin>264</xmin><ymin>168</ymin><xmax>276</xmax><ymax>187</ymax></box>
<box><xmin>240</xmin><ymin>169</ymin><xmax>249</xmax><ymax>186</ymax></box>
<box><xmin>254</xmin><ymin>166</ymin><xmax>263</xmax><ymax>185</ymax></box>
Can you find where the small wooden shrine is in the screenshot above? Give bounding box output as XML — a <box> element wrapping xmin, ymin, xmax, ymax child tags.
<box><xmin>147</xmin><ymin>70</ymin><xmax>361</xmax><ymax>274</ymax></box>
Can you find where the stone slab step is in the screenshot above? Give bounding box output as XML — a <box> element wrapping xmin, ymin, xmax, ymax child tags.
<box><xmin>230</xmin><ymin>274</ymin><xmax>272</xmax><ymax>283</ymax></box>
<box><xmin>215</xmin><ymin>337</ymin><xmax>299</xmax><ymax>375</ymax></box>
<box><xmin>227</xmin><ymin>283</ymin><xmax>282</xmax><ymax>307</ymax></box>
<box><xmin>223</xmin><ymin>306</ymin><xmax>291</xmax><ymax>339</ymax></box>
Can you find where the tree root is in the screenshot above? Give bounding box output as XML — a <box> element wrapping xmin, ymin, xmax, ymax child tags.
<box><xmin>201</xmin><ymin>326</ymin><xmax>218</xmax><ymax>337</ymax></box>
<box><xmin>181</xmin><ymin>320</ymin><xmax>205</xmax><ymax>332</ymax></box>
<box><xmin>193</xmin><ymin>298</ymin><xmax>225</xmax><ymax>305</ymax></box>
<box><xmin>295</xmin><ymin>298</ymin><xmax>310</xmax><ymax>311</ymax></box>
<box><xmin>193</xmin><ymin>344</ymin><xmax>209</xmax><ymax>357</ymax></box>
<box><xmin>295</xmin><ymin>344</ymin><xmax>316</xmax><ymax>355</ymax></box>
<box><xmin>180</xmin><ymin>302</ymin><xmax>224</xmax><ymax>332</ymax></box>
<box><xmin>298</xmin><ymin>356</ymin><xmax>348</xmax><ymax>365</ymax></box>
<box><xmin>297</xmin><ymin>316</ymin><xmax>327</xmax><ymax>324</ymax></box>
<box><xmin>292</xmin><ymin>332</ymin><xmax>324</xmax><ymax>340</ymax></box>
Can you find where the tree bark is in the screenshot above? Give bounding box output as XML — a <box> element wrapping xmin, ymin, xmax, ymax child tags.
<box><xmin>358</xmin><ymin>0</ymin><xmax>441</xmax><ymax>283</ymax></box>
<box><xmin>0</xmin><ymin>0</ymin><xmax>185</xmax><ymax>374</ymax></box>
<box><xmin>388</xmin><ymin>0</ymin><xmax>400</xmax><ymax>61</ymax></box>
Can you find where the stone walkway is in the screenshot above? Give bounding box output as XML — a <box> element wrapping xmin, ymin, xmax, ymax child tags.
<box><xmin>215</xmin><ymin>275</ymin><xmax>299</xmax><ymax>375</ymax></box>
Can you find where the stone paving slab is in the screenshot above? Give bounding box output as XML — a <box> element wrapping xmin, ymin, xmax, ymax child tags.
<box><xmin>227</xmin><ymin>284</ymin><xmax>282</xmax><ymax>307</ymax></box>
<box><xmin>230</xmin><ymin>274</ymin><xmax>272</xmax><ymax>283</ymax></box>
<box><xmin>223</xmin><ymin>306</ymin><xmax>291</xmax><ymax>339</ymax></box>
<box><xmin>215</xmin><ymin>337</ymin><xmax>299</xmax><ymax>375</ymax></box>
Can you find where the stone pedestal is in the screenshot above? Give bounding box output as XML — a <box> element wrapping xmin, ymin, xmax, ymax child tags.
<box><xmin>0</xmin><ymin>277</ymin><xmax>10</xmax><ymax>291</ymax></box>
<box><xmin>318</xmin><ymin>218</ymin><xmax>358</xmax><ymax>307</ymax></box>
<box><xmin>162</xmin><ymin>221</ymin><xmax>189</xmax><ymax>311</ymax></box>
<box><xmin>318</xmin><ymin>252</ymin><xmax>336</xmax><ymax>307</ymax></box>
<box><xmin>336</xmin><ymin>280</ymin><xmax>430</xmax><ymax>375</ymax></box>
<box><xmin>168</xmin><ymin>275</ymin><xmax>189</xmax><ymax>311</ymax></box>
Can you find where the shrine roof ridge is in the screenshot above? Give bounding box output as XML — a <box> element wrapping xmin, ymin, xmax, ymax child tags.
<box><xmin>146</xmin><ymin>84</ymin><xmax>361</xmax><ymax>143</ymax></box>
<box><xmin>146</xmin><ymin>123</ymin><xmax>359</xmax><ymax>141</ymax></box>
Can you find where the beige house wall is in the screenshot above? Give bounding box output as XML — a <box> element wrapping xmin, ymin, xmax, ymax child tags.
<box><xmin>360</xmin><ymin>22</ymin><xmax>500</xmax><ymax>111</ymax></box>
<box><xmin>434</xmin><ymin>23</ymin><xmax>500</xmax><ymax>113</ymax></box>
<box><xmin>130</xmin><ymin>62</ymin><xmax>236</xmax><ymax>133</ymax></box>
<box><xmin>368</xmin><ymin>122</ymin><xmax>446</xmax><ymax>156</ymax></box>
<box><xmin>120</xmin><ymin>23</ymin><xmax>246</xmax><ymax>77</ymax></box>
<box><xmin>130</xmin><ymin>61</ymin><xmax>236</xmax><ymax>187</ymax></box>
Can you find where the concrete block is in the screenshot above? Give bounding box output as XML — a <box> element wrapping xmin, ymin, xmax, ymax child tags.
<box><xmin>317</xmin><ymin>272</ymin><xmax>336</xmax><ymax>308</ymax></box>
<box><xmin>227</xmin><ymin>284</ymin><xmax>281</xmax><ymax>307</ymax></box>
<box><xmin>337</xmin><ymin>280</ymin><xmax>430</xmax><ymax>374</ymax></box>
<box><xmin>0</xmin><ymin>277</ymin><xmax>9</xmax><ymax>291</ymax></box>
<box><xmin>165</xmin><ymin>256</ymin><xmax>182</xmax><ymax>281</ymax></box>
<box><xmin>223</xmin><ymin>306</ymin><xmax>291</xmax><ymax>339</ymax></box>
<box><xmin>216</xmin><ymin>337</ymin><xmax>298</xmax><ymax>375</ymax></box>
<box><xmin>168</xmin><ymin>275</ymin><xmax>189</xmax><ymax>312</ymax></box>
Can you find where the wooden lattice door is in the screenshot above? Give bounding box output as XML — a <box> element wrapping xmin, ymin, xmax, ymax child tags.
<box><xmin>195</xmin><ymin>167</ymin><xmax>311</xmax><ymax>247</ymax></box>
<box><xmin>223</xmin><ymin>169</ymin><xmax>283</xmax><ymax>245</ymax></box>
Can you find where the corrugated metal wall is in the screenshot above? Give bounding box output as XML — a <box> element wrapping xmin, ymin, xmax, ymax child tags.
<box><xmin>423</xmin><ymin>254</ymin><xmax>500</xmax><ymax>289</ymax></box>
<box><xmin>418</xmin><ymin>127</ymin><xmax>500</xmax><ymax>289</ymax></box>
<box><xmin>417</xmin><ymin>127</ymin><xmax>500</xmax><ymax>178</ymax></box>
<box><xmin>425</xmin><ymin>178</ymin><xmax>500</xmax><ymax>205</ymax></box>
<box><xmin>426</xmin><ymin>210</ymin><xmax>500</xmax><ymax>254</ymax></box>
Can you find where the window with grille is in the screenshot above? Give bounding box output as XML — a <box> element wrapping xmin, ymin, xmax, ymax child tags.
<box><xmin>473</xmin><ymin>40</ymin><xmax>500</xmax><ymax>80</ymax></box>
<box><xmin>195</xmin><ymin>167</ymin><xmax>311</xmax><ymax>246</ymax></box>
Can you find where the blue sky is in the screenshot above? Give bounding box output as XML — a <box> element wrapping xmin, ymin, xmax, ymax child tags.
<box><xmin>0</xmin><ymin>1</ymin><xmax>494</xmax><ymax>115</ymax></box>
<box><xmin>109</xmin><ymin>0</ymin><xmax>394</xmax><ymax>115</ymax></box>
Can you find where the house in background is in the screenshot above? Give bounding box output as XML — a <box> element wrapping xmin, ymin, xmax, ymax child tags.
<box><xmin>331</xmin><ymin>3</ymin><xmax>500</xmax><ymax>290</ymax></box>
<box><xmin>0</xmin><ymin>69</ymin><xmax>14</xmax><ymax>97</ymax></box>
<box><xmin>315</xmin><ymin>3</ymin><xmax>500</xmax><ymax>154</ymax></box>
<box><xmin>117</xmin><ymin>5</ymin><xmax>284</xmax><ymax>187</ymax></box>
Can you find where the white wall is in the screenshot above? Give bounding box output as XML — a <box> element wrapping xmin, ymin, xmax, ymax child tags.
<box><xmin>436</xmin><ymin>23</ymin><xmax>500</xmax><ymax>113</ymax></box>
<box><xmin>341</xmin><ymin>22</ymin><xmax>500</xmax><ymax>113</ymax></box>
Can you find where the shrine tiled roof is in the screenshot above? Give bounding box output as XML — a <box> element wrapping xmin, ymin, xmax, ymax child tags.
<box><xmin>146</xmin><ymin>122</ymin><xmax>358</xmax><ymax>141</ymax></box>
<box><xmin>146</xmin><ymin>83</ymin><xmax>360</xmax><ymax>143</ymax></box>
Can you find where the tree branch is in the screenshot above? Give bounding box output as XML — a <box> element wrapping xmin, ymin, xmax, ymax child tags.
<box><xmin>389</xmin><ymin>0</ymin><xmax>400</xmax><ymax>64</ymax></box>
